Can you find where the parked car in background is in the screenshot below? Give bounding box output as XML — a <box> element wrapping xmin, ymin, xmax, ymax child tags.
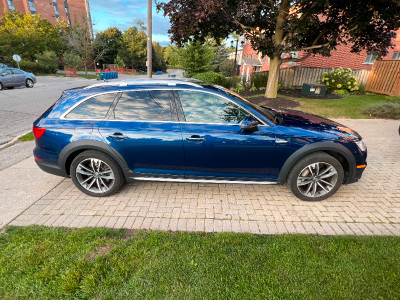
<box><xmin>32</xmin><ymin>79</ymin><xmax>367</xmax><ymax>201</ymax></box>
<box><xmin>0</xmin><ymin>63</ymin><xmax>8</xmax><ymax>68</ymax></box>
<box><xmin>0</xmin><ymin>68</ymin><xmax>36</xmax><ymax>90</ymax></box>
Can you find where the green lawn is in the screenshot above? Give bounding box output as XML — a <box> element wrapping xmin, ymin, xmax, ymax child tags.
<box><xmin>0</xmin><ymin>226</ymin><xmax>399</xmax><ymax>299</ymax></box>
<box><xmin>17</xmin><ymin>132</ymin><xmax>34</xmax><ymax>142</ymax></box>
<box><xmin>247</xmin><ymin>92</ymin><xmax>400</xmax><ymax>119</ymax></box>
<box><xmin>293</xmin><ymin>94</ymin><xmax>399</xmax><ymax>119</ymax></box>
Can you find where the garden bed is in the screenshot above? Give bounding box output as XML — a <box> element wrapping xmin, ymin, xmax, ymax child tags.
<box><xmin>279</xmin><ymin>89</ymin><xmax>343</xmax><ymax>99</ymax></box>
<box><xmin>247</xmin><ymin>96</ymin><xmax>301</xmax><ymax>109</ymax></box>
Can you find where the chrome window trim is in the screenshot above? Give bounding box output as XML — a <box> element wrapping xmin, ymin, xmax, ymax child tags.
<box><xmin>60</xmin><ymin>88</ymin><xmax>268</xmax><ymax>126</ymax></box>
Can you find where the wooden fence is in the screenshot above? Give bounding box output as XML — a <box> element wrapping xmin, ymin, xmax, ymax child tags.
<box><xmin>278</xmin><ymin>66</ymin><xmax>370</xmax><ymax>88</ymax></box>
<box><xmin>365</xmin><ymin>60</ymin><xmax>400</xmax><ymax>96</ymax></box>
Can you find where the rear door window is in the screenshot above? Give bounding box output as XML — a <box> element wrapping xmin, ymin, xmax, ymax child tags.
<box><xmin>112</xmin><ymin>90</ymin><xmax>175</xmax><ymax>121</ymax></box>
<box><xmin>65</xmin><ymin>93</ymin><xmax>117</xmax><ymax>120</ymax></box>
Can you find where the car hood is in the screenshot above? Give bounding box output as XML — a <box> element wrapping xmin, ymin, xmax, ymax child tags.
<box><xmin>267</xmin><ymin>108</ymin><xmax>362</xmax><ymax>139</ymax></box>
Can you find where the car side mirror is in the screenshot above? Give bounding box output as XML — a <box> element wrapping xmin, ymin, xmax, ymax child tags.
<box><xmin>240</xmin><ymin>115</ymin><xmax>259</xmax><ymax>133</ymax></box>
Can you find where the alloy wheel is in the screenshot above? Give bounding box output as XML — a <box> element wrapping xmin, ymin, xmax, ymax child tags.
<box><xmin>75</xmin><ymin>158</ymin><xmax>115</xmax><ymax>194</ymax></box>
<box><xmin>26</xmin><ymin>79</ymin><xmax>34</xmax><ymax>88</ymax></box>
<box><xmin>296</xmin><ymin>162</ymin><xmax>338</xmax><ymax>198</ymax></box>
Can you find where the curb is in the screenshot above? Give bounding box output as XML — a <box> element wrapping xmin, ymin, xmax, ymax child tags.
<box><xmin>0</xmin><ymin>130</ymin><xmax>32</xmax><ymax>151</ymax></box>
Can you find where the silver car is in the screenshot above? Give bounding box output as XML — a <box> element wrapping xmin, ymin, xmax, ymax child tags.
<box><xmin>0</xmin><ymin>68</ymin><xmax>36</xmax><ymax>90</ymax></box>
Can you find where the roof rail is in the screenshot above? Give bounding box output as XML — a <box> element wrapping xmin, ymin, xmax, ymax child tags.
<box><xmin>83</xmin><ymin>78</ymin><xmax>204</xmax><ymax>89</ymax></box>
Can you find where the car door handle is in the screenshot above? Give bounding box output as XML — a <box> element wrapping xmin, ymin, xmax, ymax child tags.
<box><xmin>186</xmin><ymin>135</ymin><xmax>206</xmax><ymax>143</ymax></box>
<box><xmin>108</xmin><ymin>132</ymin><xmax>128</xmax><ymax>140</ymax></box>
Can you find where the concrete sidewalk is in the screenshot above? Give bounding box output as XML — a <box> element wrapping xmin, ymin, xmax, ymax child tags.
<box><xmin>2</xmin><ymin>119</ymin><xmax>400</xmax><ymax>235</ymax></box>
<box><xmin>0</xmin><ymin>157</ymin><xmax>62</xmax><ymax>229</ymax></box>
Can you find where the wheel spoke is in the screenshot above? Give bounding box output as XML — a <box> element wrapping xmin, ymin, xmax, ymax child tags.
<box><xmin>298</xmin><ymin>179</ymin><xmax>313</xmax><ymax>186</ymax></box>
<box><xmin>78</xmin><ymin>164</ymin><xmax>93</xmax><ymax>173</ymax></box>
<box><xmin>99</xmin><ymin>177</ymin><xmax>109</xmax><ymax>191</ymax></box>
<box><xmin>304</xmin><ymin>182</ymin><xmax>313</xmax><ymax>195</ymax></box>
<box><xmin>90</xmin><ymin>159</ymin><xmax>97</xmax><ymax>173</ymax></box>
<box><xmin>86</xmin><ymin>177</ymin><xmax>96</xmax><ymax>189</ymax></box>
<box><xmin>315</xmin><ymin>163</ymin><xmax>320</xmax><ymax>176</ymax></box>
<box><xmin>81</xmin><ymin>176</ymin><xmax>94</xmax><ymax>184</ymax></box>
<box><xmin>96</xmin><ymin>178</ymin><xmax>102</xmax><ymax>192</ymax></box>
<box><xmin>319</xmin><ymin>166</ymin><xmax>333</xmax><ymax>176</ymax></box>
<box><xmin>320</xmin><ymin>171</ymin><xmax>337</xmax><ymax>179</ymax></box>
<box><xmin>320</xmin><ymin>179</ymin><xmax>334</xmax><ymax>187</ymax></box>
<box><xmin>317</xmin><ymin>181</ymin><xmax>329</xmax><ymax>193</ymax></box>
<box><xmin>307</xmin><ymin>165</ymin><xmax>314</xmax><ymax>176</ymax></box>
<box><xmin>311</xmin><ymin>182</ymin><xmax>317</xmax><ymax>197</ymax></box>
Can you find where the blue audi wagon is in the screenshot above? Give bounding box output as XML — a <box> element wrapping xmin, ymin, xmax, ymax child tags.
<box><xmin>33</xmin><ymin>79</ymin><xmax>367</xmax><ymax>201</ymax></box>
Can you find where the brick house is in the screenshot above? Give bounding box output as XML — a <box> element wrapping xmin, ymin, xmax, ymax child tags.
<box><xmin>239</xmin><ymin>32</ymin><xmax>400</xmax><ymax>81</ymax></box>
<box><xmin>0</xmin><ymin>0</ymin><xmax>93</xmax><ymax>36</ymax></box>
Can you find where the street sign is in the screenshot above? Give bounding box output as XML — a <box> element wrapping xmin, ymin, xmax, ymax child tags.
<box><xmin>12</xmin><ymin>54</ymin><xmax>21</xmax><ymax>62</ymax></box>
<box><xmin>13</xmin><ymin>54</ymin><xmax>21</xmax><ymax>69</ymax></box>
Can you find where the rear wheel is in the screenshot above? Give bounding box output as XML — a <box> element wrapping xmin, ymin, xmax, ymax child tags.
<box><xmin>70</xmin><ymin>150</ymin><xmax>125</xmax><ymax>197</ymax></box>
<box><xmin>26</xmin><ymin>79</ymin><xmax>34</xmax><ymax>88</ymax></box>
<box><xmin>287</xmin><ymin>152</ymin><xmax>344</xmax><ymax>201</ymax></box>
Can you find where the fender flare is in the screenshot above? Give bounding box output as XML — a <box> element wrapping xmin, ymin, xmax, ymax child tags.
<box><xmin>277</xmin><ymin>142</ymin><xmax>356</xmax><ymax>184</ymax></box>
<box><xmin>58</xmin><ymin>139</ymin><xmax>133</xmax><ymax>178</ymax></box>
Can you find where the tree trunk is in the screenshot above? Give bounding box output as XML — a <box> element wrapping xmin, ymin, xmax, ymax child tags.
<box><xmin>84</xmin><ymin>64</ymin><xmax>88</xmax><ymax>75</ymax></box>
<box><xmin>265</xmin><ymin>0</ymin><xmax>290</xmax><ymax>98</ymax></box>
<box><xmin>265</xmin><ymin>55</ymin><xmax>281</xmax><ymax>98</ymax></box>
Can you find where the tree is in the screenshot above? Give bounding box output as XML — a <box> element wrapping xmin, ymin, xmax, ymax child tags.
<box><xmin>0</xmin><ymin>11</ymin><xmax>66</xmax><ymax>61</ymax></box>
<box><xmin>94</xmin><ymin>27</ymin><xmax>123</xmax><ymax>66</ymax></box>
<box><xmin>117</xmin><ymin>26</ymin><xmax>147</xmax><ymax>70</ymax></box>
<box><xmin>152</xmin><ymin>42</ymin><xmax>167</xmax><ymax>72</ymax></box>
<box><xmin>63</xmin><ymin>51</ymin><xmax>82</xmax><ymax>69</ymax></box>
<box><xmin>65</xmin><ymin>22</ymin><xmax>93</xmax><ymax>74</ymax></box>
<box><xmin>163</xmin><ymin>45</ymin><xmax>181</xmax><ymax>68</ymax></box>
<box><xmin>179</xmin><ymin>41</ymin><xmax>216</xmax><ymax>77</ymax></box>
<box><xmin>158</xmin><ymin>0</ymin><xmax>400</xmax><ymax>98</ymax></box>
<box><xmin>211</xmin><ymin>45</ymin><xmax>230</xmax><ymax>72</ymax></box>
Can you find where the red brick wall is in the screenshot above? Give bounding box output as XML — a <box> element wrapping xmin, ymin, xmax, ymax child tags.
<box><xmin>0</xmin><ymin>0</ymin><xmax>89</xmax><ymax>27</ymax></box>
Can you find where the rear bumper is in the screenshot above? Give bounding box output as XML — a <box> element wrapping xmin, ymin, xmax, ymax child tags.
<box><xmin>35</xmin><ymin>160</ymin><xmax>68</xmax><ymax>178</ymax></box>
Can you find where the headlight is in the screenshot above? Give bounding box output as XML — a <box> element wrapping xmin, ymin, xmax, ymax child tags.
<box><xmin>355</xmin><ymin>140</ymin><xmax>367</xmax><ymax>152</ymax></box>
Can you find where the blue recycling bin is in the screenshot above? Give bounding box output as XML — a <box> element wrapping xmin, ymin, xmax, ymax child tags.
<box><xmin>156</xmin><ymin>71</ymin><xmax>163</xmax><ymax>75</ymax></box>
<box><xmin>100</xmin><ymin>71</ymin><xmax>118</xmax><ymax>80</ymax></box>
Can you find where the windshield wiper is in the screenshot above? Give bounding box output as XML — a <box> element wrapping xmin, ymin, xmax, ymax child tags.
<box><xmin>261</xmin><ymin>106</ymin><xmax>283</xmax><ymax>125</ymax></box>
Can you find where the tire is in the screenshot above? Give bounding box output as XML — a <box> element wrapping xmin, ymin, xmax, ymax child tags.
<box><xmin>70</xmin><ymin>150</ymin><xmax>125</xmax><ymax>197</ymax></box>
<box><xmin>287</xmin><ymin>152</ymin><xmax>344</xmax><ymax>201</ymax></box>
<box><xmin>0</xmin><ymin>83</ymin><xmax>3</xmax><ymax>91</ymax></box>
<box><xmin>26</xmin><ymin>79</ymin><xmax>34</xmax><ymax>88</ymax></box>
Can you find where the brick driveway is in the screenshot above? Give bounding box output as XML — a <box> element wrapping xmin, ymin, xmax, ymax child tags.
<box><xmin>10</xmin><ymin>119</ymin><xmax>400</xmax><ymax>235</ymax></box>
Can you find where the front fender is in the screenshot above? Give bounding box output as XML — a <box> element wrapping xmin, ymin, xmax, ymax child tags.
<box><xmin>277</xmin><ymin>141</ymin><xmax>356</xmax><ymax>184</ymax></box>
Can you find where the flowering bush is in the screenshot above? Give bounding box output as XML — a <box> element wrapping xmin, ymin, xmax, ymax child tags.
<box><xmin>319</xmin><ymin>67</ymin><xmax>359</xmax><ymax>92</ymax></box>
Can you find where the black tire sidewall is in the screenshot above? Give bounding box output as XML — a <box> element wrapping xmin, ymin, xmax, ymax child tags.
<box><xmin>26</xmin><ymin>79</ymin><xmax>34</xmax><ymax>88</ymax></box>
<box><xmin>70</xmin><ymin>150</ymin><xmax>124</xmax><ymax>197</ymax></box>
<box><xmin>287</xmin><ymin>152</ymin><xmax>344</xmax><ymax>201</ymax></box>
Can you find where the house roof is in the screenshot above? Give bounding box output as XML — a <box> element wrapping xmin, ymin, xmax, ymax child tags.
<box><xmin>241</xmin><ymin>58</ymin><xmax>263</xmax><ymax>66</ymax></box>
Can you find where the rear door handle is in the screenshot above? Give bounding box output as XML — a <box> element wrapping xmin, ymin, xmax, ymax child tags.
<box><xmin>108</xmin><ymin>132</ymin><xmax>128</xmax><ymax>140</ymax></box>
<box><xmin>186</xmin><ymin>135</ymin><xmax>206</xmax><ymax>143</ymax></box>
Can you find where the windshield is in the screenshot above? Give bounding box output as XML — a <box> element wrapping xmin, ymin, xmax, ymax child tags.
<box><xmin>206</xmin><ymin>85</ymin><xmax>278</xmax><ymax>124</ymax></box>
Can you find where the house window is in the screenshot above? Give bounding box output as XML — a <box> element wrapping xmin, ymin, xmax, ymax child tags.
<box><xmin>392</xmin><ymin>52</ymin><xmax>400</xmax><ymax>60</ymax></box>
<box><xmin>7</xmin><ymin>0</ymin><xmax>15</xmax><ymax>10</ymax></box>
<box><xmin>53</xmin><ymin>0</ymin><xmax>59</xmax><ymax>18</ymax></box>
<box><xmin>364</xmin><ymin>54</ymin><xmax>377</xmax><ymax>64</ymax></box>
<box><xmin>64</xmin><ymin>0</ymin><xmax>72</xmax><ymax>26</ymax></box>
<box><xmin>28</xmin><ymin>0</ymin><xmax>36</xmax><ymax>14</ymax></box>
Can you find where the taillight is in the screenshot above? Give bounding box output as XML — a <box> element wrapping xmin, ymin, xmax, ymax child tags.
<box><xmin>33</xmin><ymin>126</ymin><xmax>46</xmax><ymax>139</ymax></box>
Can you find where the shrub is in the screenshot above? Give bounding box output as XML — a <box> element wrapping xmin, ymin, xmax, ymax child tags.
<box><xmin>250</xmin><ymin>71</ymin><xmax>268</xmax><ymax>89</ymax></box>
<box><xmin>35</xmin><ymin>51</ymin><xmax>59</xmax><ymax>73</ymax></box>
<box><xmin>18</xmin><ymin>60</ymin><xmax>50</xmax><ymax>74</ymax></box>
<box><xmin>249</xmin><ymin>86</ymin><xmax>258</xmax><ymax>92</ymax></box>
<box><xmin>192</xmin><ymin>72</ymin><xmax>226</xmax><ymax>85</ymax></box>
<box><xmin>234</xmin><ymin>85</ymin><xmax>245</xmax><ymax>93</ymax></box>
<box><xmin>362</xmin><ymin>100</ymin><xmax>400</xmax><ymax>119</ymax></box>
<box><xmin>332</xmin><ymin>89</ymin><xmax>350</xmax><ymax>95</ymax></box>
<box><xmin>319</xmin><ymin>67</ymin><xmax>359</xmax><ymax>92</ymax></box>
<box><xmin>63</xmin><ymin>52</ymin><xmax>82</xmax><ymax>69</ymax></box>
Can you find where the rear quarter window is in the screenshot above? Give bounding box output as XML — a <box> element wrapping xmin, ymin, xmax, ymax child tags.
<box><xmin>65</xmin><ymin>93</ymin><xmax>117</xmax><ymax>120</ymax></box>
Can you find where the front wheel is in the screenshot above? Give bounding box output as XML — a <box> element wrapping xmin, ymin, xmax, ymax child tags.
<box><xmin>287</xmin><ymin>152</ymin><xmax>344</xmax><ymax>201</ymax></box>
<box><xmin>0</xmin><ymin>82</ymin><xmax>3</xmax><ymax>91</ymax></box>
<box><xmin>26</xmin><ymin>79</ymin><xmax>34</xmax><ymax>88</ymax></box>
<box><xmin>70</xmin><ymin>150</ymin><xmax>125</xmax><ymax>197</ymax></box>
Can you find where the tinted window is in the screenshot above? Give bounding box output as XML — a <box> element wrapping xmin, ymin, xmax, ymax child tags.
<box><xmin>65</xmin><ymin>93</ymin><xmax>116</xmax><ymax>119</ymax></box>
<box><xmin>1</xmin><ymin>69</ymin><xmax>12</xmax><ymax>75</ymax></box>
<box><xmin>11</xmin><ymin>69</ymin><xmax>23</xmax><ymax>74</ymax></box>
<box><xmin>178</xmin><ymin>90</ymin><xmax>248</xmax><ymax>124</ymax></box>
<box><xmin>113</xmin><ymin>90</ymin><xmax>173</xmax><ymax>121</ymax></box>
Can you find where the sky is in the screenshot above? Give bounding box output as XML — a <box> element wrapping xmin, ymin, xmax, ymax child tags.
<box><xmin>90</xmin><ymin>0</ymin><xmax>171</xmax><ymax>45</ymax></box>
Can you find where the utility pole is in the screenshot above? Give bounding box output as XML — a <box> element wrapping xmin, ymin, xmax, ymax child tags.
<box><xmin>147</xmin><ymin>0</ymin><xmax>153</xmax><ymax>78</ymax></box>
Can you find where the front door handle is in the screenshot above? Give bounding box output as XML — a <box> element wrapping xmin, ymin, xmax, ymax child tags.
<box><xmin>186</xmin><ymin>135</ymin><xmax>206</xmax><ymax>143</ymax></box>
<box><xmin>108</xmin><ymin>132</ymin><xmax>128</xmax><ymax>140</ymax></box>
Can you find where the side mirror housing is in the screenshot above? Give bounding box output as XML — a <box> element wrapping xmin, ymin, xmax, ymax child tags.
<box><xmin>240</xmin><ymin>115</ymin><xmax>259</xmax><ymax>132</ymax></box>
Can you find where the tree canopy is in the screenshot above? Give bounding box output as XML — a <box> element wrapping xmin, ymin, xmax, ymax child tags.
<box><xmin>158</xmin><ymin>0</ymin><xmax>400</xmax><ymax>97</ymax></box>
